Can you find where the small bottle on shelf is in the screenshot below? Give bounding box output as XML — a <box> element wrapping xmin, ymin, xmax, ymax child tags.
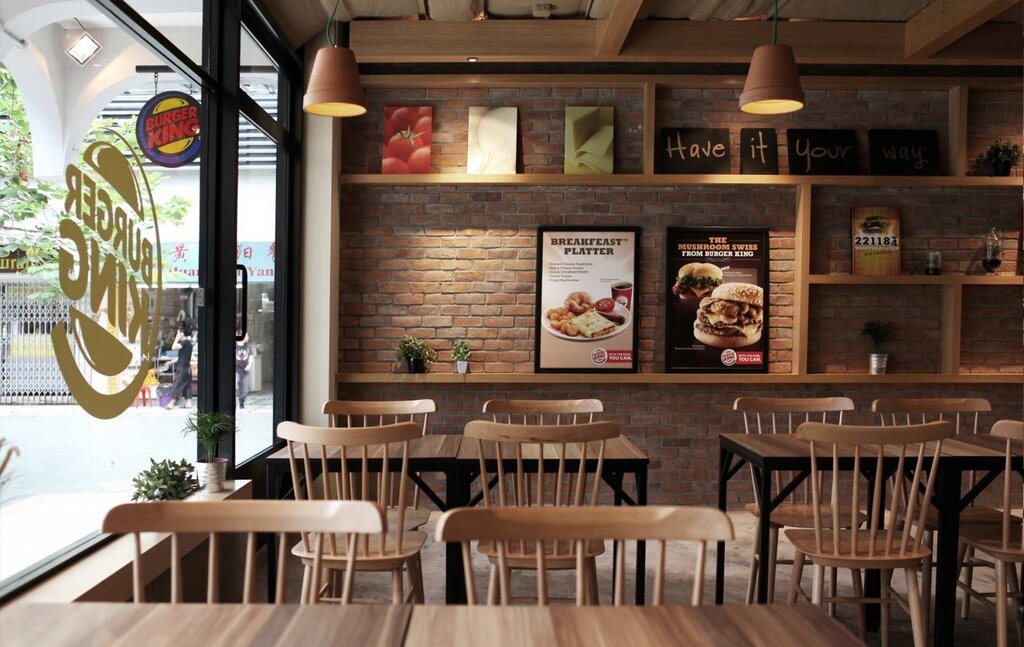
<box><xmin>983</xmin><ymin>228</ymin><xmax>1003</xmax><ymax>274</ymax></box>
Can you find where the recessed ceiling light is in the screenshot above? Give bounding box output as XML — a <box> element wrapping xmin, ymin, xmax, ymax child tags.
<box><xmin>466</xmin><ymin>56</ymin><xmax>479</xmax><ymax>63</ymax></box>
<box><xmin>66</xmin><ymin>30</ymin><xmax>101</xmax><ymax>66</ymax></box>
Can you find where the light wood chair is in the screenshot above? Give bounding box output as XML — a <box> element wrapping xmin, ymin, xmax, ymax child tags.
<box><xmin>786</xmin><ymin>420</ymin><xmax>954</xmax><ymax>647</ymax></box>
<box><xmin>957</xmin><ymin>419</ymin><xmax>1024</xmax><ymax>647</ymax></box>
<box><xmin>101</xmin><ymin>500</ymin><xmax>384</xmax><ymax>604</ymax></box>
<box><xmin>483</xmin><ymin>398</ymin><xmax>603</xmax><ymax>424</ymax></box>
<box><xmin>873</xmin><ymin>397</ymin><xmax>994</xmax><ymax>624</ymax></box>
<box><xmin>436</xmin><ymin>505</ymin><xmax>734</xmax><ymax>606</ymax></box>
<box><xmin>323</xmin><ymin>399</ymin><xmax>436</xmax><ymax>531</ymax></box>
<box><xmin>278</xmin><ymin>420</ymin><xmax>427</xmax><ymax>605</ymax></box>
<box><xmin>733</xmin><ymin>396</ymin><xmax>857</xmax><ymax>608</ymax></box>
<box><xmin>464</xmin><ymin>418</ymin><xmax>619</xmax><ymax>604</ymax></box>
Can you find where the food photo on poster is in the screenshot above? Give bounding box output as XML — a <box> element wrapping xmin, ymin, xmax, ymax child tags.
<box><xmin>535</xmin><ymin>227</ymin><xmax>640</xmax><ymax>373</ymax></box>
<box><xmin>665</xmin><ymin>227</ymin><xmax>769</xmax><ymax>373</ymax></box>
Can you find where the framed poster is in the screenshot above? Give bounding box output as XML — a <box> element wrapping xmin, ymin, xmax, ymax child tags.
<box><xmin>665</xmin><ymin>227</ymin><xmax>769</xmax><ymax>373</ymax></box>
<box><xmin>852</xmin><ymin>207</ymin><xmax>901</xmax><ymax>275</ymax></box>
<box><xmin>535</xmin><ymin>227</ymin><xmax>640</xmax><ymax>373</ymax></box>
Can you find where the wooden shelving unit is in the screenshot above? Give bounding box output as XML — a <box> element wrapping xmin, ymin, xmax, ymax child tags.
<box><xmin>337</xmin><ymin>74</ymin><xmax>1023</xmax><ymax>387</ymax></box>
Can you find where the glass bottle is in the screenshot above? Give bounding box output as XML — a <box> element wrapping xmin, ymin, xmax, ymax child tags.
<box><xmin>983</xmin><ymin>228</ymin><xmax>1002</xmax><ymax>274</ymax></box>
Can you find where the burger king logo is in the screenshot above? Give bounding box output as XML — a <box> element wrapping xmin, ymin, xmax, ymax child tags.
<box><xmin>136</xmin><ymin>91</ymin><xmax>200</xmax><ymax>168</ymax></box>
<box><xmin>52</xmin><ymin>130</ymin><xmax>162</xmax><ymax>419</ymax></box>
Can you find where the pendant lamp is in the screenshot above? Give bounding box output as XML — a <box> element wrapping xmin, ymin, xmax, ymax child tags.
<box><xmin>303</xmin><ymin>0</ymin><xmax>366</xmax><ymax>117</ymax></box>
<box><xmin>739</xmin><ymin>0</ymin><xmax>804</xmax><ymax>115</ymax></box>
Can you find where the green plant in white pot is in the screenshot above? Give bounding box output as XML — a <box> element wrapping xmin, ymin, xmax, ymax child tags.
<box><xmin>861</xmin><ymin>320</ymin><xmax>895</xmax><ymax>376</ymax></box>
<box><xmin>183</xmin><ymin>410</ymin><xmax>233</xmax><ymax>492</ymax></box>
<box><xmin>452</xmin><ymin>339</ymin><xmax>472</xmax><ymax>374</ymax></box>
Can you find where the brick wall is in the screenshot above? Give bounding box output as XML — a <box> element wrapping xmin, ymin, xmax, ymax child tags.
<box><xmin>337</xmin><ymin>382</ymin><xmax>1024</xmax><ymax>506</ymax></box>
<box><xmin>961</xmin><ymin>285</ymin><xmax>1024</xmax><ymax>373</ymax></box>
<box><xmin>967</xmin><ymin>90</ymin><xmax>1024</xmax><ymax>177</ymax></box>
<box><xmin>341</xmin><ymin>86</ymin><xmax>644</xmax><ymax>175</ymax></box>
<box><xmin>655</xmin><ymin>88</ymin><xmax>949</xmax><ymax>175</ymax></box>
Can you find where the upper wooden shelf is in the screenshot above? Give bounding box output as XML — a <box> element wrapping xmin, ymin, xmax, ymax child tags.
<box><xmin>339</xmin><ymin>173</ymin><xmax>1021</xmax><ymax>188</ymax></box>
<box><xmin>809</xmin><ymin>274</ymin><xmax>1023</xmax><ymax>286</ymax></box>
<box><xmin>336</xmin><ymin>372</ymin><xmax>1022</xmax><ymax>385</ymax></box>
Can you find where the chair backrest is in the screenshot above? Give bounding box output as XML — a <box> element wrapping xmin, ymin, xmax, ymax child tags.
<box><xmin>872</xmin><ymin>398</ymin><xmax>991</xmax><ymax>435</ymax></box>
<box><xmin>323</xmin><ymin>399</ymin><xmax>435</xmax><ymax>433</ymax></box>
<box><xmin>436</xmin><ymin>505</ymin><xmax>734</xmax><ymax>606</ymax></box>
<box><xmin>464</xmin><ymin>420</ymin><xmax>620</xmax><ymax>509</ymax></box>
<box><xmin>277</xmin><ymin>421</ymin><xmax>421</xmax><ymax>563</ymax></box>
<box><xmin>483</xmin><ymin>399</ymin><xmax>603</xmax><ymax>425</ymax></box>
<box><xmin>796</xmin><ymin>420</ymin><xmax>954</xmax><ymax>560</ymax></box>
<box><xmin>990</xmin><ymin>420</ymin><xmax>1024</xmax><ymax>554</ymax></box>
<box><xmin>102</xmin><ymin>500</ymin><xmax>383</xmax><ymax>604</ymax></box>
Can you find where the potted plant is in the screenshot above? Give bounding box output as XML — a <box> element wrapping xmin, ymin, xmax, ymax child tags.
<box><xmin>396</xmin><ymin>335</ymin><xmax>437</xmax><ymax>374</ymax></box>
<box><xmin>452</xmin><ymin>339</ymin><xmax>472</xmax><ymax>374</ymax></box>
<box><xmin>183</xmin><ymin>410</ymin><xmax>233</xmax><ymax>492</ymax></box>
<box><xmin>861</xmin><ymin>320</ymin><xmax>896</xmax><ymax>375</ymax></box>
<box><xmin>131</xmin><ymin>458</ymin><xmax>198</xmax><ymax>501</ymax></box>
<box><xmin>975</xmin><ymin>140</ymin><xmax>1021</xmax><ymax>176</ymax></box>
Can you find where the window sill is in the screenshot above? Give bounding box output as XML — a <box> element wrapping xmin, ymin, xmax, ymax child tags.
<box><xmin>3</xmin><ymin>480</ymin><xmax>251</xmax><ymax>605</ymax></box>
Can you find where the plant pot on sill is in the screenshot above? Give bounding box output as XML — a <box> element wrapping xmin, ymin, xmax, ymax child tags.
<box><xmin>198</xmin><ymin>457</ymin><xmax>228</xmax><ymax>492</ymax></box>
<box><xmin>869</xmin><ymin>353</ymin><xmax>889</xmax><ymax>375</ymax></box>
<box><xmin>456</xmin><ymin>360</ymin><xmax>469</xmax><ymax>374</ymax></box>
<box><xmin>406</xmin><ymin>358</ymin><xmax>428</xmax><ymax>374</ymax></box>
<box><xmin>993</xmin><ymin>162</ymin><xmax>1013</xmax><ymax>177</ymax></box>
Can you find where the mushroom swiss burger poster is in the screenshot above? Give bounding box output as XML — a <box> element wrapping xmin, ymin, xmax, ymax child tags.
<box><xmin>665</xmin><ymin>227</ymin><xmax>769</xmax><ymax>373</ymax></box>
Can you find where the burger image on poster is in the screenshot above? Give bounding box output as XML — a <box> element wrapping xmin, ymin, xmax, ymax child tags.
<box><xmin>672</xmin><ymin>262</ymin><xmax>723</xmax><ymax>301</ymax></box>
<box><xmin>467</xmin><ymin>107</ymin><xmax>518</xmax><ymax>174</ymax></box>
<box><xmin>693</xmin><ymin>283</ymin><xmax>763</xmax><ymax>349</ymax></box>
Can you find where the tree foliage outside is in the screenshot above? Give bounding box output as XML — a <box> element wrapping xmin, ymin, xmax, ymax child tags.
<box><xmin>0</xmin><ymin>64</ymin><xmax>191</xmax><ymax>301</ymax></box>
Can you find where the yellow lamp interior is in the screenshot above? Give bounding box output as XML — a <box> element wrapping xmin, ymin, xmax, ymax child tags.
<box><xmin>304</xmin><ymin>102</ymin><xmax>367</xmax><ymax>117</ymax></box>
<box><xmin>740</xmin><ymin>99</ymin><xmax>804</xmax><ymax>115</ymax></box>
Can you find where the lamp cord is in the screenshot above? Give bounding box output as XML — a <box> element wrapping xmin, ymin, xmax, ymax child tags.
<box><xmin>326</xmin><ymin>0</ymin><xmax>341</xmax><ymax>47</ymax></box>
<box><xmin>772</xmin><ymin>0</ymin><xmax>779</xmax><ymax>44</ymax></box>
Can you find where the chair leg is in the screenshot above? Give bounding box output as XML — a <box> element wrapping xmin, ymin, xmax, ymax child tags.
<box><xmin>828</xmin><ymin>567</ymin><xmax>838</xmax><ymax>617</ymax></box>
<box><xmin>811</xmin><ymin>564</ymin><xmax>825</xmax><ymax>607</ymax></box>
<box><xmin>586</xmin><ymin>557</ymin><xmax>600</xmax><ymax>605</ymax></box>
<box><xmin>1006</xmin><ymin>560</ymin><xmax>1021</xmax><ymax>646</ymax></box>
<box><xmin>851</xmin><ymin>568</ymin><xmax>866</xmax><ymax>642</ymax></box>
<box><xmin>300</xmin><ymin>565</ymin><xmax>311</xmax><ymax>605</ymax></box>
<box><xmin>746</xmin><ymin>518</ymin><xmax>761</xmax><ymax>605</ymax></box>
<box><xmin>488</xmin><ymin>564</ymin><xmax>499</xmax><ymax>605</ymax></box>
<box><xmin>881</xmin><ymin>568</ymin><xmax>892</xmax><ymax>647</ymax></box>
<box><xmin>997</xmin><ymin>560</ymin><xmax>1008</xmax><ymax>647</ymax></box>
<box><xmin>958</xmin><ymin>541</ymin><xmax>972</xmax><ymax>619</ymax></box>
<box><xmin>767</xmin><ymin>526</ymin><xmax>779</xmax><ymax>603</ymax></box>
<box><xmin>905</xmin><ymin>567</ymin><xmax>927</xmax><ymax>647</ymax></box>
<box><xmin>392</xmin><ymin>567</ymin><xmax>404</xmax><ymax>605</ymax></box>
<box><xmin>409</xmin><ymin>554</ymin><xmax>425</xmax><ymax>604</ymax></box>
<box><xmin>921</xmin><ymin>531</ymin><xmax>933</xmax><ymax>638</ymax></box>
<box><xmin>788</xmin><ymin>551</ymin><xmax>806</xmax><ymax>604</ymax></box>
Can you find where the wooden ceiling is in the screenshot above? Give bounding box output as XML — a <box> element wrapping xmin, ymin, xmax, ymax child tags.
<box><xmin>257</xmin><ymin>0</ymin><xmax>1023</xmax><ymax>66</ymax></box>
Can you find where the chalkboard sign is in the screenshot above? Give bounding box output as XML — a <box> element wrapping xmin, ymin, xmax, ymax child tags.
<box><xmin>659</xmin><ymin>128</ymin><xmax>731</xmax><ymax>174</ymax></box>
<box><xmin>868</xmin><ymin>129</ymin><xmax>940</xmax><ymax>176</ymax></box>
<box><xmin>786</xmin><ymin>129</ymin><xmax>859</xmax><ymax>175</ymax></box>
<box><xmin>739</xmin><ymin>128</ymin><xmax>779</xmax><ymax>174</ymax></box>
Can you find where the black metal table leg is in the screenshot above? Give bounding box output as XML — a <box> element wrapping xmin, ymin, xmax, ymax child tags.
<box><xmin>716</xmin><ymin>445</ymin><xmax>730</xmax><ymax>605</ymax></box>
<box><xmin>445</xmin><ymin>463</ymin><xmax>469</xmax><ymax>604</ymax></box>
<box><xmin>755</xmin><ymin>465</ymin><xmax>772</xmax><ymax>603</ymax></box>
<box><xmin>635</xmin><ymin>463</ymin><xmax>648</xmax><ymax>605</ymax></box>
<box><xmin>933</xmin><ymin>465</ymin><xmax>962</xmax><ymax>647</ymax></box>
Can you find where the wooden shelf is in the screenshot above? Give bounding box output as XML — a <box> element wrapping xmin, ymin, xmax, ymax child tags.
<box><xmin>808</xmin><ymin>274</ymin><xmax>1023</xmax><ymax>286</ymax></box>
<box><xmin>339</xmin><ymin>173</ymin><xmax>1021</xmax><ymax>188</ymax></box>
<box><xmin>336</xmin><ymin>372</ymin><xmax>1022</xmax><ymax>385</ymax></box>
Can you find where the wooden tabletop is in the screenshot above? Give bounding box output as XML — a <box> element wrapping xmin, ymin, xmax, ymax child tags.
<box><xmin>404</xmin><ymin>604</ymin><xmax>860</xmax><ymax>647</ymax></box>
<box><xmin>0</xmin><ymin>603</ymin><xmax>411</xmax><ymax>647</ymax></box>
<box><xmin>456</xmin><ymin>435</ymin><xmax>648</xmax><ymax>462</ymax></box>
<box><xmin>266</xmin><ymin>434</ymin><xmax>464</xmax><ymax>462</ymax></box>
<box><xmin>722</xmin><ymin>432</ymin><xmax>1012</xmax><ymax>463</ymax></box>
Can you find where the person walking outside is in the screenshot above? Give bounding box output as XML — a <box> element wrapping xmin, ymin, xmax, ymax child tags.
<box><xmin>235</xmin><ymin>332</ymin><xmax>254</xmax><ymax>409</ymax></box>
<box><xmin>163</xmin><ymin>321</ymin><xmax>194</xmax><ymax>410</ymax></box>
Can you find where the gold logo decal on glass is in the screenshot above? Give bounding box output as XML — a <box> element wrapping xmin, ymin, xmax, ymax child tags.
<box><xmin>52</xmin><ymin>130</ymin><xmax>162</xmax><ymax>419</ymax></box>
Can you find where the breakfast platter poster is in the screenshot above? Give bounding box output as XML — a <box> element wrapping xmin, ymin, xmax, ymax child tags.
<box><xmin>665</xmin><ymin>227</ymin><xmax>770</xmax><ymax>373</ymax></box>
<box><xmin>535</xmin><ymin>227</ymin><xmax>640</xmax><ymax>373</ymax></box>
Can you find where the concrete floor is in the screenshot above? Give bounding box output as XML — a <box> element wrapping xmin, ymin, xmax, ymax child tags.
<box><xmin>258</xmin><ymin>511</ymin><xmax>1013</xmax><ymax>646</ymax></box>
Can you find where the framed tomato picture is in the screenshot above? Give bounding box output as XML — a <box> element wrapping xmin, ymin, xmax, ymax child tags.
<box><xmin>382</xmin><ymin>106</ymin><xmax>432</xmax><ymax>174</ymax></box>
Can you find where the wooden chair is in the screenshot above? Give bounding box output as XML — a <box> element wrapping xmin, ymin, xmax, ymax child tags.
<box><xmin>786</xmin><ymin>420</ymin><xmax>954</xmax><ymax>647</ymax></box>
<box><xmin>957</xmin><ymin>420</ymin><xmax>1024</xmax><ymax>647</ymax></box>
<box><xmin>873</xmin><ymin>397</ymin><xmax>994</xmax><ymax>624</ymax></box>
<box><xmin>101</xmin><ymin>500</ymin><xmax>384</xmax><ymax>604</ymax></box>
<box><xmin>464</xmin><ymin>418</ymin><xmax>620</xmax><ymax>604</ymax></box>
<box><xmin>436</xmin><ymin>505</ymin><xmax>734</xmax><ymax>606</ymax></box>
<box><xmin>278</xmin><ymin>421</ymin><xmax>427</xmax><ymax>605</ymax></box>
<box><xmin>733</xmin><ymin>396</ymin><xmax>857</xmax><ymax>608</ymax></box>
<box><xmin>323</xmin><ymin>399</ymin><xmax>435</xmax><ymax>531</ymax></box>
<box><xmin>482</xmin><ymin>398</ymin><xmax>603</xmax><ymax>424</ymax></box>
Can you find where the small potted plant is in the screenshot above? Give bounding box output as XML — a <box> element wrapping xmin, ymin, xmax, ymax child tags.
<box><xmin>975</xmin><ymin>140</ymin><xmax>1021</xmax><ymax>176</ymax></box>
<box><xmin>861</xmin><ymin>320</ymin><xmax>896</xmax><ymax>375</ymax></box>
<box><xmin>131</xmin><ymin>458</ymin><xmax>198</xmax><ymax>501</ymax></box>
<box><xmin>452</xmin><ymin>339</ymin><xmax>472</xmax><ymax>374</ymax></box>
<box><xmin>396</xmin><ymin>335</ymin><xmax>437</xmax><ymax>374</ymax></box>
<box><xmin>183</xmin><ymin>410</ymin><xmax>233</xmax><ymax>492</ymax></box>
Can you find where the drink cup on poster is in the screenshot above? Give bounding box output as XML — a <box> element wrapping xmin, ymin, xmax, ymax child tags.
<box><xmin>611</xmin><ymin>282</ymin><xmax>633</xmax><ymax>310</ymax></box>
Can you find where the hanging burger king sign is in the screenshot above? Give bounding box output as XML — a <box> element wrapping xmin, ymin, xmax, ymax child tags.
<box><xmin>136</xmin><ymin>91</ymin><xmax>201</xmax><ymax>167</ymax></box>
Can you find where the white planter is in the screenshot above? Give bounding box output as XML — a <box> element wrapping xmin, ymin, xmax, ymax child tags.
<box><xmin>456</xmin><ymin>361</ymin><xmax>469</xmax><ymax>374</ymax></box>
<box><xmin>869</xmin><ymin>353</ymin><xmax>888</xmax><ymax>375</ymax></box>
<box><xmin>199</xmin><ymin>458</ymin><xmax>228</xmax><ymax>492</ymax></box>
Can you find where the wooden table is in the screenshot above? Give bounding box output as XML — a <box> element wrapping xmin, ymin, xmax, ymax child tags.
<box><xmin>716</xmin><ymin>432</ymin><xmax>1020</xmax><ymax>647</ymax></box>
<box><xmin>0</xmin><ymin>603</ymin><xmax>411</xmax><ymax>647</ymax></box>
<box><xmin>404</xmin><ymin>603</ymin><xmax>860</xmax><ymax>647</ymax></box>
<box><xmin>0</xmin><ymin>602</ymin><xmax>857</xmax><ymax>647</ymax></box>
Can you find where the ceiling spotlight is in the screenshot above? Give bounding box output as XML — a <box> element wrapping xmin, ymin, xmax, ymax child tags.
<box><xmin>466</xmin><ymin>56</ymin><xmax>479</xmax><ymax>63</ymax></box>
<box><xmin>66</xmin><ymin>29</ymin><xmax>101</xmax><ymax>66</ymax></box>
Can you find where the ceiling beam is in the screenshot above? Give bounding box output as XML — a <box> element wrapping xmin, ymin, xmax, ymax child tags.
<box><xmin>905</xmin><ymin>0</ymin><xmax>1020</xmax><ymax>59</ymax></box>
<box><xmin>595</xmin><ymin>0</ymin><xmax>644</xmax><ymax>56</ymax></box>
<box><xmin>349</xmin><ymin>19</ymin><xmax>1022</xmax><ymax>66</ymax></box>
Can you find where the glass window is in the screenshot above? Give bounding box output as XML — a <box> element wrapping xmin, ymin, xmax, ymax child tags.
<box><xmin>121</xmin><ymin>0</ymin><xmax>204</xmax><ymax>66</ymax></box>
<box><xmin>241</xmin><ymin>26</ymin><xmax>279</xmax><ymax>115</ymax></box>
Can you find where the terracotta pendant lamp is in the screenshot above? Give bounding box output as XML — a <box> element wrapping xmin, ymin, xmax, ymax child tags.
<box><xmin>303</xmin><ymin>0</ymin><xmax>366</xmax><ymax>117</ymax></box>
<box><xmin>739</xmin><ymin>0</ymin><xmax>804</xmax><ymax>115</ymax></box>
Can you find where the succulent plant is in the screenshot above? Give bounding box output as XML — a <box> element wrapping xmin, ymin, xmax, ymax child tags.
<box><xmin>131</xmin><ymin>458</ymin><xmax>198</xmax><ymax>502</ymax></box>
